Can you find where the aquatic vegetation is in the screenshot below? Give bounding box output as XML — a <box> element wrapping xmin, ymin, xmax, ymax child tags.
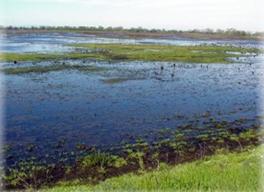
<box><xmin>90</xmin><ymin>145</ymin><xmax>263</xmax><ymax>192</ymax></box>
<box><xmin>43</xmin><ymin>144</ymin><xmax>263</xmax><ymax>192</ymax></box>
<box><xmin>2</xmin><ymin>63</ymin><xmax>105</xmax><ymax>74</ymax></box>
<box><xmin>4</xmin><ymin>161</ymin><xmax>63</xmax><ymax>189</ymax></box>
<box><xmin>0</xmin><ymin>44</ymin><xmax>261</xmax><ymax>63</ymax></box>
<box><xmin>0</xmin><ymin>52</ymin><xmax>105</xmax><ymax>62</ymax></box>
<box><xmin>3</xmin><ymin>125</ymin><xmax>262</xmax><ymax>190</ymax></box>
<box><xmin>102</xmin><ymin>78</ymin><xmax>131</xmax><ymax>84</ymax></box>
<box><xmin>127</xmin><ymin>151</ymin><xmax>145</xmax><ymax>171</ymax></box>
<box><xmin>79</xmin><ymin>152</ymin><xmax>127</xmax><ymax>170</ymax></box>
<box><xmin>70</xmin><ymin>43</ymin><xmax>261</xmax><ymax>63</ymax></box>
<box><xmin>238</xmin><ymin>129</ymin><xmax>259</xmax><ymax>144</ymax></box>
<box><xmin>3</xmin><ymin>30</ymin><xmax>262</xmax><ymax>191</ymax></box>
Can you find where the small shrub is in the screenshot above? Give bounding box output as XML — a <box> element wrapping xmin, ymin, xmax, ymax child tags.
<box><xmin>80</xmin><ymin>152</ymin><xmax>126</xmax><ymax>170</ymax></box>
<box><xmin>4</xmin><ymin>161</ymin><xmax>61</xmax><ymax>189</ymax></box>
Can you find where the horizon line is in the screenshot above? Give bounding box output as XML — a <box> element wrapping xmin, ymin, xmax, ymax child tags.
<box><xmin>1</xmin><ymin>25</ymin><xmax>264</xmax><ymax>33</ymax></box>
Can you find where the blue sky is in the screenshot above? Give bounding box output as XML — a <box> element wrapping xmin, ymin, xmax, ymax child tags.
<box><xmin>1</xmin><ymin>0</ymin><xmax>263</xmax><ymax>31</ymax></box>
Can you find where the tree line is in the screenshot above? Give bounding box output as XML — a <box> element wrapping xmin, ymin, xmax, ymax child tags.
<box><xmin>0</xmin><ymin>26</ymin><xmax>262</xmax><ymax>36</ymax></box>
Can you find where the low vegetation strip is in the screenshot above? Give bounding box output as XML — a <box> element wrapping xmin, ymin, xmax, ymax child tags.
<box><xmin>46</xmin><ymin>144</ymin><xmax>264</xmax><ymax>192</ymax></box>
<box><xmin>3</xmin><ymin>127</ymin><xmax>263</xmax><ymax>190</ymax></box>
<box><xmin>2</xmin><ymin>63</ymin><xmax>105</xmax><ymax>74</ymax></box>
<box><xmin>0</xmin><ymin>52</ymin><xmax>105</xmax><ymax>63</ymax></box>
<box><xmin>0</xmin><ymin>44</ymin><xmax>261</xmax><ymax>63</ymax></box>
<box><xmin>70</xmin><ymin>43</ymin><xmax>260</xmax><ymax>63</ymax></box>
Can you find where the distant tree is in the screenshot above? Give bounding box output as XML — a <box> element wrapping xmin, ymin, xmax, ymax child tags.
<box><xmin>216</xmin><ymin>29</ymin><xmax>224</xmax><ymax>34</ymax></box>
<box><xmin>98</xmin><ymin>26</ymin><xmax>104</xmax><ymax>30</ymax></box>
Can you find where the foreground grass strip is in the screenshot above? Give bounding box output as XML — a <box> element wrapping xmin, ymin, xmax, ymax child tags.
<box><xmin>46</xmin><ymin>145</ymin><xmax>263</xmax><ymax>192</ymax></box>
<box><xmin>0</xmin><ymin>44</ymin><xmax>261</xmax><ymax>63</ymax></box>
<box><xmin>2</xmin><ymin>64</ymin><xmax>104</xmax><ymax>74</ymax></box>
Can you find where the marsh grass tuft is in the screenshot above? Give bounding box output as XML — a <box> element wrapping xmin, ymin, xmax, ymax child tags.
<box><xmin>0</xmin><ymin>52</ymin><xmax>106</xmax><ymax>62</ymax></box>
<box><xmin>80</xmin><ymin>152</ymin><xmax>127</xmax><ymax>170</ymax></box>
<box><xmin>2</xmin><ymin>63</ymin><xmax>105</xmax><ymax>74</ymax></box>
<box><xmin>102</xmin><ymin>78</ymin><xmax>131</xmax><ymax>84</ymax></box>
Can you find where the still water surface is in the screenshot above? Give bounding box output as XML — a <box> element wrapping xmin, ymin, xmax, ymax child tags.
<box><xmin>2</xmin><ymin>33</ymin><xmax>263</xmax><ymax>166</ymax></box>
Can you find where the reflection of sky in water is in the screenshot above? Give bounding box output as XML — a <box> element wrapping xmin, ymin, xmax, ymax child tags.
<box><xmin>5</xmin><ymin>55</ymin><xmax>263</xmax><ymax>164</ymax></box>
<box><xmin>0</xmin><ymin>33</ymin><xmax>263</xmax><ymax>53</ymax></box>
<box><xmin>2</xmin><ymin>33</ymin><xmax>263</xmax><ymax>165</ymax></box>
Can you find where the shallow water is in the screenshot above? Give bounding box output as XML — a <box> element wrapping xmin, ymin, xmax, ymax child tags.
<box><xmin>2</xmin><ymin>33</ymin><xmax>264</xmax><ymax>166</ymax></box>
<box><xmin>1</xmin><ymin>32</ymin><xmax>263</xmax><ymax>53</ymax></box>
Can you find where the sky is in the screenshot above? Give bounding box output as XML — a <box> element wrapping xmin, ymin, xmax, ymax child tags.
<box><xmin>0</xmin><ymin>0</ymin><xmax>264</xmax><ymax>32</ymax></box>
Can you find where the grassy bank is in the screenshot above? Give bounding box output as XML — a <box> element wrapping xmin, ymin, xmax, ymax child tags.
<box><xmin>0</xmin><ymin>44</ymin><xmax>260</xmax><ymax>64</ymax></box>
<box><xmin>46</xmin><ymin>144</ymin><xmax>263</xmax><ymax>192</ymax></box>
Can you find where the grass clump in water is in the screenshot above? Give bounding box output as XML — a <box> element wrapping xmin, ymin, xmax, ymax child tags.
<box><xmin>0</xmin><ymin>52</ymin><xmax>105</xmax><ymax>62</ymax></box>
<box><xmin>102</xmin><ymin>78</ymin><xmax>132</xmax><ymax>84</ymax></box>
<box><xmin>80</xmin><ymin>152</ymin><xmax>127</xmax><ymax>171</ymax></box>
<box><xmin>2</xmin><ymin>63</ymin><xmax>104</xmax><ymax>74</ymax></box>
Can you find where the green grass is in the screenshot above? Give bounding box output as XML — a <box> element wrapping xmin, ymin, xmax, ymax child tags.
<box><xmin>5</xmin><ymin>128</ymin><xmax>261</xmax><ymax>190</ymax></box>
<box><xmin>70</xmin><ymin>43</ymin><xmax>260</xmax><ymax>63</ymax></box>
<box><xmin>0</xmin><ymin>44</ymin><xmax>261</xmax><ymax>63</ymax></box>
<box><xmin>45</xmin><ymin>144</ymin><xmax>263</xmax><ymax>192</ymax></box>
<box><xmin>102</xmin><ymin>78</ymin><xmax>132</xmax><ymax>84</ymax></box>
<box><xmin>2</xmin><ymin>63</ymin><xmax>104</xmax><ymax>74</ymax></box>
<box><xmin>0</xmin><ymin>52</ymin><xmax>105</xmax><ymax>62</ymax></box>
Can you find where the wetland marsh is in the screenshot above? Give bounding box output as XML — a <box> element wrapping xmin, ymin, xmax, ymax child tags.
<box><xmin>1</xmin><ymin>31</ymin><xmax>263</xmax><ymax>189</ymax></box>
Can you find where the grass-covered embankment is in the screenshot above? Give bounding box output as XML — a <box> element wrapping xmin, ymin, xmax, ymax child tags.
<box><xmin>0</xmin><ymin>44</ymin><xmax>261</xmax><ymax>64</ymax></box>
<box><xmin>46</xmin><ymin>144</ymin><xmax>264</xmax><ymax>192</ymax></box>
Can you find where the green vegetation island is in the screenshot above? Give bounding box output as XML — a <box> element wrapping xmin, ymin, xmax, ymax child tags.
<box><xmin>0</xmin><ymin>43</ymin><xmax>262</xmax><ymax>75</ymax></box>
